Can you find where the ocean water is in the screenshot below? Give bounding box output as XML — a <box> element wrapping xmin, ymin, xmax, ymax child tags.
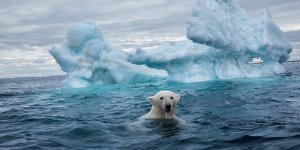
<box><xmin>1</xmin><ymin>62</ymin><xmax>300</xmax><ymax>150</ymax></box>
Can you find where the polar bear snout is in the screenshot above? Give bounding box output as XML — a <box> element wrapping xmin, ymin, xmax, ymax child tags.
<box><xmin>163</xmin><ymin>104</ymin><xmax>172</xmax><ymax>112</ymax></box>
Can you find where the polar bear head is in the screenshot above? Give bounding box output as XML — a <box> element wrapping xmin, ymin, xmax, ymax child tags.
<box><xmin>147</xmin><ymin>91</ymin><xmax>180</xmax><ymax>119</ymax></box>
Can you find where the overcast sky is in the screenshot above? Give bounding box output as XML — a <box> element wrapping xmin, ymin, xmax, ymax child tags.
<box><xmin>0</xmin><ymin>0</ymin><xmax>299</xmax><ymax>78</ymax></box>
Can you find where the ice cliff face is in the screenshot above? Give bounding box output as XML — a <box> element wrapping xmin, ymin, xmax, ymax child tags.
<box><xmin>50</xmin><ymin>0</ymin><xmax>292</xmax><ymax>87</ymax></box>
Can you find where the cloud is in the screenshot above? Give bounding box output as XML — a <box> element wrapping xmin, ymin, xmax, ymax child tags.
<box><xmin>237</xmin><ymin>0</ymin><xmax>300</xmax><ymax>31</ymax></box>
<box><xmin>1</xmin><ymin>0</ymin><xmax>298</xmax><ymax>49</ymax></box>
<box><xmin>284</xmin><ymin>30</ymin><xmax>300</xmax><ymax>43</ymax></box>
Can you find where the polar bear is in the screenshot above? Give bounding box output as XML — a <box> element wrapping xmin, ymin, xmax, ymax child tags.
<box><xmin>145</xmin><ymin>91</ymin><xmax>180</xmax><ymax>119</ymax></box>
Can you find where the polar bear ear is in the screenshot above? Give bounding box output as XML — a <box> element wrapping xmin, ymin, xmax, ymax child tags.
<box><xmin>147</xmin><ymin>96</ymin><xmax>155</xmax><ymax>103</ymax></box>
<box><xmin>176</xmin><ymin>94</ymin><xmax>180</xmax><ymax>102</ymax></box>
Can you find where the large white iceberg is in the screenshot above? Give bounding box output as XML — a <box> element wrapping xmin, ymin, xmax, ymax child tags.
<box><xmin>49</xmin><ymin>21</ymin><xmax>167</xmax><ymax>87</ymax></box>
<box><xmin>187</xmin><ymin>0</ymin><xmax>292</xmax><ymax>63</ymax></box>
<box><xmin>50</xmin><ymin>0</ymin><xmax>292</xmax><ymax>87</ymax></box>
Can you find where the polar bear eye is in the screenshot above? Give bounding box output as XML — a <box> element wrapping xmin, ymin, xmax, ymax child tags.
<box><xmin>170</xmin><ymin>96</ymin><xmax>173</xmax><ymax>100</ymax></box>
<box><xmin>160</xmin><ymin>97</ymin><xmax>164</xmax><ymax>100</ymax></box>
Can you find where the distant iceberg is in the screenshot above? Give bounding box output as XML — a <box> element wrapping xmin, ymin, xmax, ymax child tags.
<box><xmin>50</xmin><ymin>0</ymin><xmax>292</xmax><ymax>88</ymax></box>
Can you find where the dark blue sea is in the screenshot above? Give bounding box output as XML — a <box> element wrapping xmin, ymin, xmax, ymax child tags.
<box><xmin>1</xmin><ymin>62</ymin><xmax>300</xmax><ymax>149</ymax></box>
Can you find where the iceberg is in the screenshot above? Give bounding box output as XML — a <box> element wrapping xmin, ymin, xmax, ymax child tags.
<box><xmin>187</xmin><ymin>0</ymin><xmax>292</xmax><ymax>63</ymax></box>
<box><xmin>129</xmin><ymin>0</ymin><xmax>292</xmax><ymax>82</ymax></box>
<box><xmin>49</xmin><ymin>21</ymin><xmax>167</xmax><ymax>88</ymax></box>
<box><xmin>50</xmin><ymin>0</ymin><xmax>292</xmax><ymax>87</ymax></box>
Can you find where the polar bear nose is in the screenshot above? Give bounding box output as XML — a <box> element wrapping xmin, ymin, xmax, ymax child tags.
<box><xmin>164</xmin><ymin>104</ymin><xmax>172</xmax><ymax>112</ymax></box>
